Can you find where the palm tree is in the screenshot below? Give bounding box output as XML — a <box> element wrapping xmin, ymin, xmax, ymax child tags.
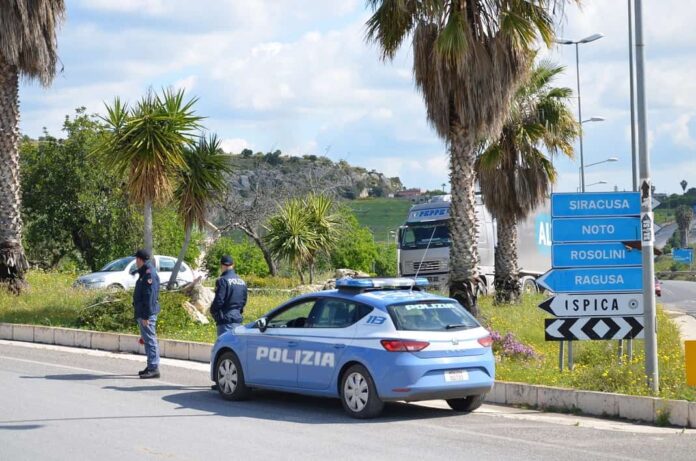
<box><xmin>96</xmin><ymin>89</ymin><xmax>202</xmax><ymax>255</ymax></box>
<box><xmin>305</xmin><ymin>193</ymin><xmax>341</xmax><ymax>282</ymax></box>
<box><xmin>265</xmin><ymin>193</ymin><xmax>341</xmax><ymax>283</ymax></box>
<box><xmin>477</xmin><ymin>60</ymin><xmax>578</xmax><ymax>304</ymax></box>
<box><xmin>167</xmin><ymin>134</ymin><xmax>233</xmax><ymax>288</ymax></box>
<box><xmin>265</xmin><ymin>197</ymin><xmax>318</xmax><ymax>284</ymax></box>
<box><xmin>676</xmin><ymin>205</ymin><xmax>693</xmax><ymax>248</ymax></box>
<box><xmin>0</xmin><ymin>1</ymin><xmax>65</xmax><ymax>294</ymax></box>
<box><xmin>680</xmin><ymin>180</ymin><xmax>688</xmax><ymax>194</ymax></box>
<box><xmin>365</xmin><ymin>1</ymin><xmax>575</xmax><ymax>315</ymax></box>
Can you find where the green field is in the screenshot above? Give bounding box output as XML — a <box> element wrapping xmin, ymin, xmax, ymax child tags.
<box><xmin>346</xmin><ymin>198</ymin><xmax>413</xmax><ymax>242</ymax></box>
<box><xmin>654</xmin><ymin>208</ymin><xmax>675</xmax><ymax>225</ymax></box>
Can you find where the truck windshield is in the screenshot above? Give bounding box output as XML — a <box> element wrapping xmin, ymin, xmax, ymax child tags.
<box><xmin>387</xmin><ymin>300</ymin><xmax>480</xmax><ymax>331</ymax></box>
<box><xmin>399</xmin><ymin>223</ymin><xmax>450</xmax><ymax>249</ymax></box>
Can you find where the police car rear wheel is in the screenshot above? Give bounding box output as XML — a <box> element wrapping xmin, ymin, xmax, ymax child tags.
<box><xmin>216</xmin><ymin>351</ymin><xmax>249</xmax><ymax>401</ymax></box>
<box><xmin>446</xmin><ymin>395</ymin><xmax>484</xmax><ymax>412</ymax></box>
<box><xmin>340</xmin><ymin>365</ymin><xmax>384</xmax><ymax>419</ymax></box>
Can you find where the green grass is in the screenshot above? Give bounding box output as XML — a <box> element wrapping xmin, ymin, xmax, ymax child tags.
<box><xmin>0</xmin><ymin>271</ymin><xmax>289</xmax><ymax>344</ymax></box>
<box><xmin>346</xmin><ymin>198</ymin><xmax>412</xmax><ymax>242</ymax></box>
<box><xmin>654</xmin><ymin>208</ymin><xmax>675</xmax><ymax>225</ymax></box>
<box><xmin>480</xmin><ymin>295</ymin><xmax>695</xmax><ymax>401</ymax></box>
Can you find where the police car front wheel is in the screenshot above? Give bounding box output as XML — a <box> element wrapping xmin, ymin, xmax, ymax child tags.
<box><xmin>340</xmin><ymin>364</ymin><xmax>384</xmax><ymax>419</ymax></box>
<box><xmin>216</xmin><ymin>351</ymin><xmax>250</xmax><ymax>401</ymax></box>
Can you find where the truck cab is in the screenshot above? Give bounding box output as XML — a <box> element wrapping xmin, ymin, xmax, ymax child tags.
<box><xmin>397</xmin><ymin>194</ymin><xmax>551</xmax><ymax>293</ymax></box>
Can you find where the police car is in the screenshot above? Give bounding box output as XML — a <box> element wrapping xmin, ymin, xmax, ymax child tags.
<box><xmin>210</xmin><ymin>277</ymin><xmax>494</xmax><ymax>418</ymax></box>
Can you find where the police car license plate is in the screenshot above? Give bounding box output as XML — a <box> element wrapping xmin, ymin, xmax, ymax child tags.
<box><xmin>444</xmin><ymin>370</ymin><xmax>469</xmax><ymax>382</ymax></box>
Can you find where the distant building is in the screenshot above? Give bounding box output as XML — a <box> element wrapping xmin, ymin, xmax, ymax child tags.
<box><xmin>395</xmin><ymin>188</ymin><xmax>425</xmax><ymax>199</ymax></box>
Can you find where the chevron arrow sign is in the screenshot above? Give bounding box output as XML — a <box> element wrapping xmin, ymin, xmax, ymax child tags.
<box><xmin>544</xmin><ymin>316</ymin><xmax>644</xmax><ymax>341</ymax></box>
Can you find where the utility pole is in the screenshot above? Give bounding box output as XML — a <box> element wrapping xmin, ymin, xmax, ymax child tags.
<box><xmin>634</xmin><ymin>0</ymin><xmax>659</xmax><ymax>393</ymax></box>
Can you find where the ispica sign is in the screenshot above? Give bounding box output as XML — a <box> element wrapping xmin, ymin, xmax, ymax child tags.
<box><xmin>552</xmin><ymin>192</ymin><xmax>641</xmax><ymax>218</ymax></box>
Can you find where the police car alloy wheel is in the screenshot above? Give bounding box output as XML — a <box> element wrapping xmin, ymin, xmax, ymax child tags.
<box><xmin>446</xmin><ymin>395</ymin><xmax>484</xmax><ymax>412</ymax></box>
<box><xmin>216</xmin><ymin>351</ymin><xmax>250</xmax><ymax>401</ymax></box>
<box><xmin>340</xmin><ymin>364</ymin><xmax>384</xmax><ymax>419</ymax></box>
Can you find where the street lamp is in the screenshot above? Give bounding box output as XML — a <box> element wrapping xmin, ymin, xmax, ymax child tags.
<box><xmin>556</xmin><ymin>33</ymin><xmax>605</xmax><ymax>193</ymax></box>
<box><xmin>586</xmin><ymin>180</ymin><xmax>608</xmax><ymax>189</ymax></box>
<box><xmin>579</xmin><ymin>156</ymin><xmax>618</xmax><ymax>190</ymax></box>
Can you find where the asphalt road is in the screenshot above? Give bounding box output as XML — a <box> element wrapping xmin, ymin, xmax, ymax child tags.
<box><xmin>655</xmin><ymin>222</ymin><xmax>677</xmax><ymax>249</ymax></box>
<box><xmin>2</xmin><ymin>341</ymin><xmax>696</xmax><ymax>461</ymax></box>
<box><xmin>661</xmin><ymin>279</ymin><xmax>696</xmax><ymax>316</ymax></box>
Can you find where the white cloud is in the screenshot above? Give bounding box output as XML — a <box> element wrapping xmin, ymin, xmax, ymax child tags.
<box><xmin>657</xmin><ymin>113</ymin><xmax>696</xmax><ymax>149</ymax></box>
<box><xmin>220</xmin><ymin>138</ymin><xmax>250</xmax><ymax>154</ymax></box>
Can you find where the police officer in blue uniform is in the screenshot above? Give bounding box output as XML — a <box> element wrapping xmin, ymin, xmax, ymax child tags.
<box><xmin>133</xmin><ymin>249</ymin><xmax>161</xmax><ymax>379</ymax></box>
<box><xmin>210</xmin><ymin>255</ymin><xmax>247</xmax><ymax>337</ymax></box>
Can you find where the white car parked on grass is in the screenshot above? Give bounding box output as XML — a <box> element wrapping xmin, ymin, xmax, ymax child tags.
<box><xmin>74</xmin><ymin>255</ymin><xmax>195</xmax><ymax>290</ymax></box>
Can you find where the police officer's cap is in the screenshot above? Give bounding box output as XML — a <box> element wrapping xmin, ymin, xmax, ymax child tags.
<box><xmin>134</xmin><ymin>249</ymin><xmax>151</xmax><ymax>261</ymax></box>
<box><xmin>220</xmin><ymin>255</ymin><xmax>234</xmax><ymax>266</ymax></box>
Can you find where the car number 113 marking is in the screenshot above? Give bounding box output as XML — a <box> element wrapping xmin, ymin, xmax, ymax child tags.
<box><xmin>365</xmin><ymin>315</ymin><xmax>386</xmax><ymax>325</ymax></box>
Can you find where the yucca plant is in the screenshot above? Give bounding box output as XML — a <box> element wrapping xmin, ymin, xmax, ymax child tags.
<box><xmin>265</xmin><ymin>198</ymin><xmax>319</xmax><ymax>283</ymax></box>
<box><xmin>265</xmin><ymin>193</ymin><xmax>341</xmax><ymax>283</ymax></box>
<box><xmin>168</xmin><ymin>134</ymin><xmax>233</xmax><ymax>288</ymax></box>
<box><xmin>95</xmin><ymin>88</ymin><xmax>203</xmax><ymax>255</ymax></box>
<box><xmin>0</xmin><ymin>0</ymin><xmax>65</xmax><ymax>293</ymax></box>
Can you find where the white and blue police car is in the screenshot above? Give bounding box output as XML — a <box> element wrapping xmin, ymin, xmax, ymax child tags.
<box><xmin>210</xmin><ymin>277</ymin><xmax>494</xmax><ymax>418</ymax></box>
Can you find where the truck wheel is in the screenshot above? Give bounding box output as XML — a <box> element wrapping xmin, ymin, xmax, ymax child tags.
<box><xmin>447</xmin><ymin>395</ymin><xmax>484</xmax><ymax>412</ymax></box>
<box><xmin>340</xmin><ymin>364</ymin><xmax>384</xmax><ymax>419</ymax></box>
<box><xmin>521</xmin><ymin>278</ymin><xmax>538</xmax><ymax>294</ymax></box>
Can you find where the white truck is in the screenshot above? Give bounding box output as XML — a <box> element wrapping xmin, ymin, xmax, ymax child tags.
<box><xmin>397</xmin><ymin>194</ymin><xmax>552</xmax><ymax>293</ymax></box>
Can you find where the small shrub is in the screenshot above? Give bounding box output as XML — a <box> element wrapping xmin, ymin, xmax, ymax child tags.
<box><xmin>490</xmin><ymin>329</ymin><xmax>538</xmax><ymax>360</ymax></box>
<box><xmin>204</xmin><ymin>237</ymin><xmax>270</xmax><ymax>278</ymax></box>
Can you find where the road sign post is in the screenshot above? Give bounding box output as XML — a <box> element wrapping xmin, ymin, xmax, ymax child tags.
<box><xmin>635</xmin><ymin>0</ymin><xmax>659</xmax><ymax>393</ymax></box>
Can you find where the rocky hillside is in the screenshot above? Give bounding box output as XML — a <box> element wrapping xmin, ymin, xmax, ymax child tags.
<box><xmin>225</xmin><ymin>152</ymin><xmax>403</xmax><ymax>199</ymax></box>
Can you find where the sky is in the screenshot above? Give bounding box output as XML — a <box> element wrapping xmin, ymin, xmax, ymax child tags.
<box><xmin>18</xmin><ymin>0</ymin><xmax>696</xmax><ymax>195</ymax></box>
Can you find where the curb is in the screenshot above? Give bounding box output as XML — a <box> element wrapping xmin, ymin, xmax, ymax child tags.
<box><xmin>1</xmin><ymin>322</ymin><xmax>694</xmax><ymax>428</ymax></box>
<box><xmin>0</xmin><ymin>322</ymin><xmax>211</xmax><ymax>365</ymax></box>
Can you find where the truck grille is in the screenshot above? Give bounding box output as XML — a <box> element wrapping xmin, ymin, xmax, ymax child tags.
<box><xmin>413</xmin><ymin>260</ymin><xmax>442</xmax><ymax>272</ymax></box>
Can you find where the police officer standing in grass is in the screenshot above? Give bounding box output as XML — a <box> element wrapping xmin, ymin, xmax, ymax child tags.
<box><xmin>133</xmin><ymin>249</ymin><xmax>161</xmax><ymax>379</ymax></box>
<box><xmin>210</xmin><ymin>255</ymin><xmax>247</xmax><ymax>337</ymax></box>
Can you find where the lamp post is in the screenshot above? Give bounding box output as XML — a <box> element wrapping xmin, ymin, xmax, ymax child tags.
<box><xmin>586</xmin><ymin>180</ymin><xmax>608</xmax><ymax>189</ymax></box>
<box><xmin>578</xmin><ymin>157</ymin><xmax>618</xmax><ymax>191</ymax></box>
<box><xmin>556</xmin><ymin>33</ymin><xmax>605</xmax><ymax>193</ymax></box>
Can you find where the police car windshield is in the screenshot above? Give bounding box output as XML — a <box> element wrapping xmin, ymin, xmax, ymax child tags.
<box><xmin>399</xmin><ymin>223</ymin><xmax>450</xmax><ymax>250</ymax></box>
<box><xmin>387</xmin><ymin>300</ymin><xmax>479</xmax><ymax>331</ymax></box>
<box><xmin>100</xmin><ymin>257</ymin><xmax>135</xmax><ymax>272</ymax></box>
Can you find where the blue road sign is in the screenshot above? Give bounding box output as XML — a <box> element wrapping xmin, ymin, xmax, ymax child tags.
<box><xmin>673</xmin><ymin>248</ymin><xmax>694</xmax><ymax>264</ymax></box>
<box><xmin>552</xmin><ymin>217</ymin><xmax>641</xmax><ymax>243</ymax></box>
<box><xmin>552</xmin><ymin>192</ymin><xmax>640</xmax><ymax>218</ymax></box>
<box><xmin>552</xmin><ymin>242</ymin><xmax>643</xmax><ymax>268</ymax></box>
<box><xmin>537</xmin><ymin>267</ymin><xmax>643</xmax><ymax>293</ymax></box>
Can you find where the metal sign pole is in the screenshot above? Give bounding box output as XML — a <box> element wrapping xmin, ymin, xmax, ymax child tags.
<box><xmin>635</xmin><ymin>0</ymin><xmax>659</xmax><ymax>393</ymax></box>
<box><xmin>626</xmin><ymin>0</ymin><xmax>638</xmax><ymax>364</ymax></box>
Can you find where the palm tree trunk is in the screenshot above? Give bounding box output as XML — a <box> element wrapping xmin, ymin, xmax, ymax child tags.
<box><xmin>0</xmin><ymin>58</ymin><xmax>29</xmax><ymax>294</ymax></box>
<box><xmin>309</xmin><ymin>263</ymin><xmax>315</xmax><ymax>284</ymax></box>
<box><xmin>144</xmin><ymin>197</ymin><xmax>153</xmax><ymax>255</ymax></box>
<box><xmin>494</xmin><ymin>214</ymin><xmax>520</xmax><ymax>304</ymax></box>
<box><xmin>448</xmin><ymin>124</ymin><xmax>480</xmax><ymax>316</ymax></box>
<box><xmin>168</xmin><ymin>223</ymin><xmax>192</xmax><ymax>289</ymax></box>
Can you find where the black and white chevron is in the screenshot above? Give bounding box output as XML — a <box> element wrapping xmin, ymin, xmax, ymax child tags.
<box><xmin>545</xmin><ymin>316</ymin><xmax>644</xmax><ymax>341</ymax></box>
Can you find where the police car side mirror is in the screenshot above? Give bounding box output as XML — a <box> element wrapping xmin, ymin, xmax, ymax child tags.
<box><xmin>256</xmin><ymin>317</ymin><xmax>268</xmax><ymax>333</ymax></box>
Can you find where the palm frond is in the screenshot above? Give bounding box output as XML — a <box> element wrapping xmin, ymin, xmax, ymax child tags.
<box><xmin>0</xmin><ymin>0</ymin><xmax>65</xmax><ymax>84</ymax></box>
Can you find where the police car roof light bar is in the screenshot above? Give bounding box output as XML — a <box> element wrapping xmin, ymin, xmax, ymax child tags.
<box><xmin>335</xmin><ymin>277</ymin><xmax>429</xmax><ymax>291</ymax></box>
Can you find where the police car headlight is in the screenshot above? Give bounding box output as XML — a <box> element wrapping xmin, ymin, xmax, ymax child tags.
<box><xmin>87</xmin><ymin>278</ymin><xmax>105</xmax><ymax>284</ymax></box>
